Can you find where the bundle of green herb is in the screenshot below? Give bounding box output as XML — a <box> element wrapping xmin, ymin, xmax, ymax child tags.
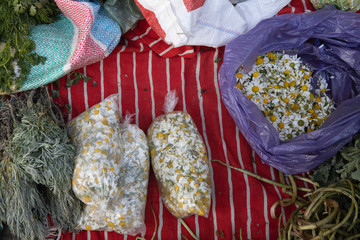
<box><xmin>0</xmin><ymin>0</ymin><xmax>61</xmax><ymax>93</ymax></box>
<box><xmin>311</xmin><ymin>132</ymin><xmax>360</xmax><ymax>187</ymax></box>
<box><xmin>0</xmin><ymin>87</ymin><xmax>82</xmax><ymax>240</ymax></box>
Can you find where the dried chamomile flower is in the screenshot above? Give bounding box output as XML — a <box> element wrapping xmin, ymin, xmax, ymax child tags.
<box><xmin>68</xmin><ymin>96</ymin><xmax>150</xmax><ymax>235</ymax></box>
<box><xmin>68</xmin><ymin>95</ymin><xmax>123</xmax><ymax>206</ymax></box>
<box><xmin>76</xmin><ymin>120</ymin><xmax>149</xmax><ymax>235</ymax></box>
<box><xmin>236</xmin><ymin>52</ymin><xmax>335</xmax><ymax>141</ymax></box>
<box><xmin>148</xmin><ymin>98</ymin><xmax>212</xmax><ymax>218</ymax></box>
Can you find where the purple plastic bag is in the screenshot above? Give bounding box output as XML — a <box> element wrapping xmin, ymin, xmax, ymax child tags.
<box><xmin>219</xmin><ymin>8</ymin><xmax>360</xmax><ymax>174</ymax></box>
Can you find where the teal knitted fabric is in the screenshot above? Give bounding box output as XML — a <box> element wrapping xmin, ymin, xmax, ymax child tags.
<box><xmin>24</xmin><ymin>14</ymin><xmax>74</xmax><ymax>91</ymax></box>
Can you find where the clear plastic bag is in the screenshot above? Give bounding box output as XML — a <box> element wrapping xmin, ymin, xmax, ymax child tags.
<box><xmin>148</xmin><ymin>91</ymin><xmax>212</xmax><ymax>218</ymax></box>
<box><xmin>67</xmin><ymin>95</ymin><xmax>149</xmax><ymax>235</ymax></box>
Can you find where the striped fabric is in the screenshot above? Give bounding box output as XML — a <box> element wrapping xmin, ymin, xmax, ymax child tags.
<box><xmin>21</xmin><ymin>0</ymin><xmax>121</xmax><ymax>92</ymax></box>
<box><xmin>58</xmin><ymin>1</ymin><xmax>315</xmax><ymax>239</ymax></box>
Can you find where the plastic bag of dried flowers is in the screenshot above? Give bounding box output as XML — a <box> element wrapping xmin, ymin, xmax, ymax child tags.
<box><xmin>235</xmin><ymin>51</ymin><xmax>335</xmax><ymax>141</ymax></box>
<box><xmin>147</xmin><ymin>91</ymin><xmax>212</xmax><ymax>218</ymax></box>
<box><xmin>67</xmin><ymin>94</ymin><xmax>149</xmax><ymax>235</ymax></box>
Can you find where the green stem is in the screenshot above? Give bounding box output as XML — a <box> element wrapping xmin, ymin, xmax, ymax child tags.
<box><xmin>212</xmin><ymin>160</ymin><xmax>312</xmax><ymax>192</ymax></box>
<box><xmin>179</xmin><ymin>218</ymin><xmax>199</xmax><ymax>240</ymax></box>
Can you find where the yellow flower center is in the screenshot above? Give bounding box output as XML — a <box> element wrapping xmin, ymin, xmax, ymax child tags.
<box><xmin>309</xmin><ymin>93</ymin><xmax>314</xmax><ymax>101</ymax></box>
<box><xmin>252</xmin><ymin>86</ymin><xmax>259</xmax><ymax>93</ymax></box>
<box><xmin>256</xmin><ymin>57</ymin><xmax>264</xmax><ymax>65</ymax></box>
<box><xmin>278</xmin><ymin>122</ymin><xmax>284</xmax><ymax>129</ymax></box>
<box><xmin>270</xmin><ymin>115</ymin><xmax>277</xmax><ymax>122</ymax></box>
<box><xmin>236</xmin><ymin>72</ymin><xmax>243</xmax><ymax>78</ymax></box>
<box><xmin>253</xmin><ymin>72</ymin><xmax>259</xmax><ymax>78</ymax></box>
<box><xmin>301</xmin><ymin>85</ymin><xmax>308</xmax><ymax>91</ymax></box>
<box><xmin>236</xmin><ymin>83</ymin><xmax>242</xmax><ymax>90</ymax></box>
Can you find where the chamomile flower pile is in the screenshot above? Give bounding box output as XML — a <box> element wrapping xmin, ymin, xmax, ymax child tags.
<box><xmin>236</xmin><ymin>52</ymin><xmax>335</xmax><ymax>141</ymax></box>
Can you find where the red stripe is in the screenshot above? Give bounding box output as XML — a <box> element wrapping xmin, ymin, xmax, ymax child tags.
<box><xmin>134</xmin><ymin>52</ymin><xmax>153</xmax><ymax>130</ymax></box>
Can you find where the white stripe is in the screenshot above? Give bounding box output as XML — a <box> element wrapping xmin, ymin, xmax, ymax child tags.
<box><xmin>100</xmin><ymin>60</ymin><xmax>104</xmax><ymax>100</ymax></box>
<box><xmin>133</xmin><ymin>53</ymin><xmax>139</xmax><ymax>126</ymax></box>
<box><xmin>149</xmin><ymin>38</ymin><xmax>162</xmax><ymax>47</ymax></box>
<box><xmin>195</xmin><ymin>51</ymin><xmax>218</xmax><ymax>240</ymax></box>
<box><xmin>87</xmin><ymin>230</ymin><xmax>91</xmax><ymax>240</ymax></box>
<box><xmin>148</xmin><ymin>51</ymin><xmax>155</xmax><ymax>120</ymax></box>
<box><xmin>83</xmin><ymin>66</ymin><xmax>89</xmax><ymax>110</ymax></box>
<box><xmin>140</xmin><ymin>43</ymin><xmax>144</xmax><ymax>52</ymax></box>
<box><xmin>178</xmin><ymin>49</ymin><xmax>194</xmax><ymax>56</ymax></box>
<box><xmin>124</xmin><ymin>38</ymin><xmax>128</xmax><ymax>47</ymax></box>
<box><xmin>131</xmin><ymin>27</ymin><xmax>151</xmax><ymax>41</ymax></box>
<box><xmin>104</xmin><ymin>231</ymin><xmax>108</xmax><ymax>240</ymax></box>
<box><xmin>195</xmin><ymin>214</ymin><xmax>199</xmax><ymax>238</ymax></box>
<box><xmin>124</xmin><ymin>235</ymin><xmax>128</xmax><ymax>240</ymax></box>
<box><xmin>67</xmin><ymin>86</ymin><xmax>72</xmax><ymax>122</ymax></box>
<box><xmin>270</xmin><ymin>167</ymin><xmax>286</xmax><ymax>226</ymax></box>
<box><xmin>213</xmin><ymin>49</ymin><xmax>236</xmax><ymax>236</ymax></box>
<box><xmin>159</xmin><ymin>46</ymin><xmax>174</xmax><ymax>56</ymax></box>
<box><xmin>119</xmin><ymin>44</ymin><xmax>127</xmax><ymax>53</ymax></box>
<box><xmin>166</xmin><ymin>58</ymin><xmax>170</xmax><ymax>93</ymax></box>
<box><xmin>149</xmin><ymin>50</ymin><xmax>163</xmax><ymax>240</ymax></box>
<box><xmin>287</xmin><ymin>3</ymin><xmax>295</xmax><ymax>13</ymax></box>
<box><xmin>178</xmin><ymin>57</ymin><xmax>186</xmax><ymax>240</ymax></box>
<box><xmin>72</xmin><ymin>232</ymin><xmax>75</xmax><ymax>240</ymax></box>
<box><xmin>252</xmin><ymin>150</ymin><xmax>270</xmax><ymax>240</ymax></box>
<box><xmin>177</xmin><ymin>219</ymin><xmax>181</xmax><ymax>240</ymax></box>
<box><xmin>158</xmin><ymin>196</ymin><xmax>164</xmax><ymax>240</ymax></box>
<box><xmin>117</xmin><ymin>51</ymin><xmax>122</xmax><ymax>116</ymax></box>
<box><xmin>301</xmin><ymin>0</ymin><xmax>309</xmax><ymax>12</ymax></box>
<box><xmin>181</xmin><ymin>57</ymin><xmax>186</xmax><ymax>112</ymax></box>
<box><xmin>235</xmin><ymin>128</ymin><xmax>252</xmax><ymax>240</ymax></box>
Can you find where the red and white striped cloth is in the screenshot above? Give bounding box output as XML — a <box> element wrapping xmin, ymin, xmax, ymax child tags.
<box><xmin>57</xmin><ymin>1</ymin><xmax>315</xmax><ymax>239</ymax></box>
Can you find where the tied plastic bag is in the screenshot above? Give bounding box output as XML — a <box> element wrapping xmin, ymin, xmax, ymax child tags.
<box><xmin>219</xmin><ymin>7</ymin><xmax>360</xmax><ymax>175</ymax></box>
<box><xmin>22</xmin><ymin>0</ymin><xmax>121</xmax><ymax>92</ymax></box>
<box><xmin>68</xmin><ymin>95</ymin><xmax>123</xmax><ymax>206</ymax></box>
<box><xmin>68</xmin><ymin>95</ymin><xmax>149</xmax><ymax>235</ymax></box>
<box><xmin>134</xmin><ymin>0</ymin><xmax>290</xmax><ymax>47</ymax></box>
<box><xmin>148</xmin><ymin>91</ymin><xmax>212</xmax><ymax>218</ymax></box>
<box><xmin>310</xmin><ymin>0</ymin><xmax>360</xmax><ymax>11</ymax></box>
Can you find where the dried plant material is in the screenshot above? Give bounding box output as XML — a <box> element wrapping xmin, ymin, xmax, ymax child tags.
<box><xmin>68</xmin><ymin>95</ymin><xmax>149</xmax><ymax>235</ymax></box>
<box><xmin>236</xmin><ymin>52</ymin><xmax>335</xmax><ymax>141</ymax></box>
<box><xmin>0</xmin><ymin>87</ymin><xmax>82</xmax><ymax>240</ymax></box>
<box><xmin>148</xmin><ymin>91</ymin><xmax>212</xmax><ymax>218</ymax></box>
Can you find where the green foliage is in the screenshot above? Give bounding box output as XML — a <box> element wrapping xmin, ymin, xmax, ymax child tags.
<box><xmin>0</xmin><ymin>87</ymin><xmax>82</xmax><ymax>240</ymax></box>
<box><xmin>311</xmin><ymin>133</ymin><xmax>360</xmax><ymax>187</ymax></box>
<box><xmin>0</xmin><ymin>0</ymin><xmax>60</xmax><ymax>93</ymax></box>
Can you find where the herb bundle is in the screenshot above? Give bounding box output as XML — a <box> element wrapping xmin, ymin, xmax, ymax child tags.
<box><xmin>0</xmin><ymin>87</ymin><xmax>82</xmax><ymax>240</ymax></box>
<box><xmin>0</xmin><ymin>0</ymin><xmax>61</xmax><ymax>93</ymax></box>
<box><xmin>311</xmin><ymin>132</ymin><xmax>360</xmax><ymax>187</ymax></box>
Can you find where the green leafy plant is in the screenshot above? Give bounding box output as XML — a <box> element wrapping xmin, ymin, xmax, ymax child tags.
<box><xmin>0</xmin><ymin>0</ymin><xmax>61</xmax><ymax>93</ymax></box>
<box><xmin>311</xmin><ymin>133</ymin><xmax>360</xmax><ymax>187</ymax></box>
